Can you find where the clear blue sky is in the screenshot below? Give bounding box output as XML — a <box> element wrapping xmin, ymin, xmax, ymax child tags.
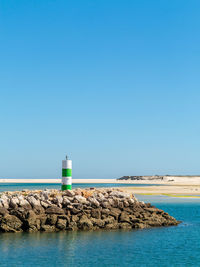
<box><xmin>1</xmin><ymin>0</ymin><xmax>200</xmax><ymax>179</ymax></box>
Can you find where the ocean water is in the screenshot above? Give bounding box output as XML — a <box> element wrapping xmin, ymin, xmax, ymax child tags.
<box><xmin>0</xmin><ymin>182</ymin><xmax>161</xmax><ymax>192</ymax></box>
<box><xmin>0</xmin><ymin>185</ymin><xmax>200</xmax><ymax>266</ymax></box>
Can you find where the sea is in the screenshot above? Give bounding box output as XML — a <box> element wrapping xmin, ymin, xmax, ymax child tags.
<box><xmin>0</xmin><ymin>183</ymin><xmax>200</xmax><ymax>267</ymax></box>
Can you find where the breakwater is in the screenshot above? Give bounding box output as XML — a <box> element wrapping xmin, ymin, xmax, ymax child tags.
<box><xmin>0</xmin><ymin>188</ymin><xmax>179</xmax><ymax>232</ymax></box>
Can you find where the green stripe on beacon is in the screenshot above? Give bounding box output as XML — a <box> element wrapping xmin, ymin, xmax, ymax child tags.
<box><xmin>62</xmin><ymin>155</ymin><xmax>72</xmax><ymax>190</ymax></box>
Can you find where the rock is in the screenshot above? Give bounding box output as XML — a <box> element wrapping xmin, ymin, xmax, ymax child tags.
<box><xmin>40</xmin><ymin>191</ymin><xmax>49</xmax><ymax>201</ymax></box>
<box><xmin>112</xmin><ymin>198</ymin><xmax>120</xmax><ymax>208</ymax></box>
<box><xmin>91</xmin><ymin>209</ymin><xmax>101</xmax><ymax>219</ymax></box>
<box><xmin>63</xmin><ymin>190</ymin><xmax>75</xmax><ymax>197</ymax></box>
<box><xmin>103</xmin><ymin>216</ymin><xmax>115</xmax><ymax>224</ymax></box>
<box><xmin>118</xmin><ymin>201</ymin><xmax>124</xmax><ymax>209</ymax></box>
<box><xmin>62</xmin><ymin>196</ymin><xmax>71</xmax><ymax>206</ymax></box>
<box><xmin>70</xmin><ymin>207</ymin><xmax>81</xmax><ymax>215</ymax></box>
<box><xmin>91</xmin><ymin>218</ymin><xmax>105</xmax><ymax>227</ymax></box>
<box><xmin>104</xmin><ymin>222</ymin><xmax>119</xmax><ymax>229</ymax></box>
<box><xmin>129</xmin><ymin>216</ymin><xmax>141</xmax><ymax>224</ymax></box>
<box><xmin>107</xmin><ymin>198</ymin><xmax>115</xmax><ymax>206</ymax></box>
<box><xmin>67</xmin><ymin>221</ymin><xmax>78</xmax><ymax>231</ymax></box>
<box><xmin>27</xmin><ymin>196</ymin><xmax>40</xmax><ymax>208</ymax></box>
<box><xmin>38</xmin><ymin>214</ymin><xmax>47</xmax><ymax>227</ymax></box>
<box><xmin>78</xmin><ymin>215</ymin><xmax>93</xmax><ymax>230</ymax></box>
<box><xmin>101</xmin><ymin>201</ymin><xmax>110</xmax><ymax>208</ymax></box>
<box><xmin>144</xmin><ymin>207</ymin><xmax>158</xmax><ymax>213</ymax></box>
<box><xmin>41</xmin><ymin>201</ymin><xmax>49</xmax><ymax>209</ymax></box>
<box><xmin>52</xmin><ymin>195</ymin><xmax>63</xmax><ymax>207</ymax></box>
<box><xmin>74</xmin><ymin>188</ymin><xmax>83</xmax><ymax>196</ymax></box>
<box><xmin>0</xmin><ymin>195</ymin><xmax>9</xmax><ymax>209</ymax></box>
<box><xmin>88</xmin><ymin>197</ymin><xmax>100</xmax><ymax>207</ymax></box>
<box><xmin>101</xmin><ymin>209</ymin><xmax>110</xmax><ymax>216</ymax></box>
<box><xmin>33</xmin><ymin>205</ymin><xmax>45</xmax><ymax>215</ymax></box>
<box><xmin>109</xmin><ymin>208</ymin><xmax>121</xmax><ymax>220</ymax></box>
<box><xmin>74</xmin><ymin>195</ymin><xmax>88</xmax><ymax>204</ymax></box>
<box><xmin>134</xmin><ymin>223</ymin><xmax>146</xmax><ymax>229</ymax></box>
<box><xmin>0</xmin><ymin>207</ymin><xmax>8</xmax><ymax>216</ymax></box>
<box><xmin>18</xmin><ymin>195</ymin><xmax>31</xmax><ymax>209</ymax></box>
<box><xmin>71</xmin><ymin>215</ymin><xmax>79</xmax><ymax>222</ymax></box>
<box><xmin>0</xmin><ymin>215</ymin><xmax>23</xmax><ymax>232</ymax></box>
<box><xmin>45</xmin><ymin>206</ymin><xmax>64</xmax><ymax>215</ymax></box>
<box><xmin>24</xmin><ymin>210</ymin><xmax>37</xmax><ymax>231</ymax></box>
<box><xmin>119</xmin><ymin>212</ymin><xmax>131</xmax><ymax>224</ymax></box>
<box><xmin>9</xmin><ymin>197</ymin><xmax>19</xmax><ymax>209</ymax></box>
<box><xmin>109</xmin><ymin>191</ymin><xmax>130</xmax><ymax>199</ymax></box>
<box><xmin>123</xmin><ymin>200</ymin><xmax>129</xmax><ymax>208</ymax></box>
<box><xmin>120</xmin><ymin>222</ymin><xmax>132</xmax><ymax>229</ymax></box>
<box><xmin>46</xmin><ymin>214</ymin><xmax>57</xmax><ymax>225</ymax></box>
<box><xmin>41</xmin><ymin>225</ymin><xmax>56</xmax><ymax>232</ymax></box>
<box><xmin>56</xmin><ymin>218</ymin><xmax>67</xmax><ymax>230</ymax></box>
<box><xmin>10</xmin><ymin>208</ymin><xmax>27</xmax><ymax>222</ymax></box>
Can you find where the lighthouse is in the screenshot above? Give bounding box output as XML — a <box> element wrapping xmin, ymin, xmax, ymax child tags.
<box><xmin>61</xmin><ymin>155</ymin><xmax>72</xmax><ymax>190</ymax></box>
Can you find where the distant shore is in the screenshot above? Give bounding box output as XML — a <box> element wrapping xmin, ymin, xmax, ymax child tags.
<box><xmin>1</xmin><ymin>176</ymin><xmax>200</xmax><ymax>185</ymax></box>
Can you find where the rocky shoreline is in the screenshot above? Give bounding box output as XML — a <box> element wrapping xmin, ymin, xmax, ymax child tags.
<box><xmin>0</xmin><ymin>188</ymin><xmax>179</xmax><ymax>233</ymax></box>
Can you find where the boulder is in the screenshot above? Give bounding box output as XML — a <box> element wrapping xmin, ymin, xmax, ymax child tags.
<box><xmin>67</xmin><ymin>221</ymin><xmax>78</xmax><ymax>231</ymax></box>
<box><xmin>119</xmin><ymin>212</ymin><xmax>131</xmax><ymax>224</ymax></box>
<box><xmin>62</xmin><ymin>196</ymin><xmax>71</xmax><ymax>206</ymax></box>
<box><xmin>88</xmin><ymin>197</ymin><xmax>100</xmax><ymax>207</ymax></box>
<box><xmin>0</xmin><ymin>215</ymin><xmax>23</xmax><ymax>232</ymax></box>
<box><xmin>0</xmin><ymin>195</ymin><xmax>9</xmax><ymax>209</ymax></box>
<box><xmin>91</xmin><ymin>218</ymin><xmax>105</xmax><ymax>227</ymax></box>
<box><xmin>78</xmin><ymin>215</ymin><xmax>93</xmax><ymax>230</ymax></box>
<box><xmin>46</xmin><ymin>214</ymin><xmax>57</xmax><ymax>225</ymax></box>
<box><xmin>71</xmin><ymin>215</ymin><xmax>79</xmax><ymax>222</ymax></box>
<box><xmin>9</xmin><ymin>197</ymin><xmax>19</xmax><ymax>209</ymax></box>
<box><xmin>0</xmin><ymin>207</ymin><xmax>8</xmax><ymax>216</ymax></box>
<box><xmin>63</xmin><ymin>190</ymin><xmax>75</xmax><ymax>197</ymax></box>
<box><xmin>91</xmin><ymin>209</ymin><xmax>101</xmax><ymax>219</ymax></box>
<box><xmin>45</xmin><ymin>206</ymin><xmax>64</xmax><ymax>215</ymax></box>
<box><xmin>56</xmin><ymin>218</ymin><xmax>67</xmax><ymax>230</ymax></box>
<box><xmin>109</xmin><ymin>208</ymin><xmax>121</xmax><ymax>220</ymax></box>
<box><xmin>41</xmin><ymin>201</ymin><xmax>49</xmax><ymax>209</ymax></box>
<box><xmin>17</xmin><ymin>195</ymin><xmax>31</xmax><ymax>209</ymax></box>
<box><xmin>74</xmin><ymin>195</ymin><xmax>88</xmax><ymax>205</ymax></box>
<box><xmin>24</xmin><ymin>210</ymin><xmax>37</xmax><ymax>230</ymax></box>
<box><xmin>27</xmin><ymin>196</ymin><xmax>40</xmax><ymax>208</ymax></box>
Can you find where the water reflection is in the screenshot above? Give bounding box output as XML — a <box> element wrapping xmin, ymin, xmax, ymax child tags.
<box><xmin>0</xmin><ymin>200</ymin><xmax>200</xmax><ymax>266</ymax></box>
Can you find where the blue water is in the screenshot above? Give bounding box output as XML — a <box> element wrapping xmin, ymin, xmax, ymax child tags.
<box><xmin>0</xmin><ymin>182</ymin><xmax>161</xmax><ymax>192</ymax></box>
<box><xmin>0</xmin><ymin>185</ymin><xmax>200</xmax><ymax>266</ymax></box>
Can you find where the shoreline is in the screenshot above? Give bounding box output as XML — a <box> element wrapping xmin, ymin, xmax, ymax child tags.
<box><xmin>1</xmin><ymin>179</ymin><xmax>200</xmax><ymax>197</ymax></box>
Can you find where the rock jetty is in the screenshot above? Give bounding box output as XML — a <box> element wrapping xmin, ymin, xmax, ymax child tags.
<box><xmin>0</xmin><ymin>188</ymin><xmax>179</xmax><ymax>233</ymax></box>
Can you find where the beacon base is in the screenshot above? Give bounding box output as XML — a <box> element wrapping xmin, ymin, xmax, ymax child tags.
<box><xmin>61</xmin><ymin>184</ymin><xmax>72</xmax><ymax>190</ymax></box>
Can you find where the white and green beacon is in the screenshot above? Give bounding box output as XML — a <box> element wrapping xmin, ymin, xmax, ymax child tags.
<box><xmin>62</xmin><ymin>155</ymin><xmax>72</xmax><ymax>190</ymax></box>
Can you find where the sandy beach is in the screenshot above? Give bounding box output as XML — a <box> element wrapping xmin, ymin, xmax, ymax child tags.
<box><xmin>1</xmin><ymin>176</ymin><xmax>200</xmax><ymax>185</ymax></box>
<box><xmin>120</xmin><ymin>185</ymin><xmax>200</xmax><ymax>197</ymax></box>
